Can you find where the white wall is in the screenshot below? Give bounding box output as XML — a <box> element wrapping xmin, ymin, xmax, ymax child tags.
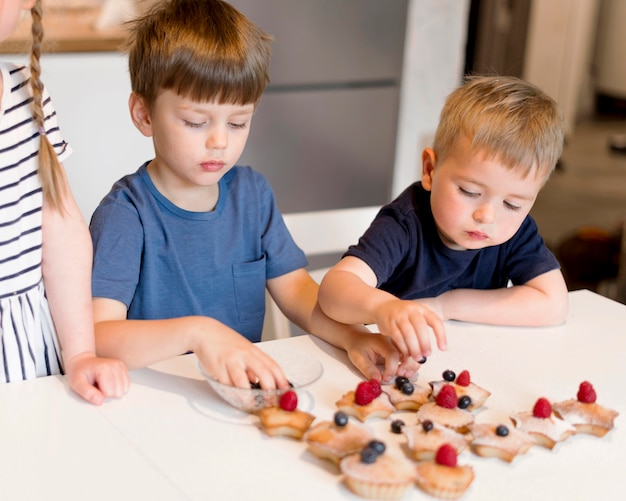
<box><xmin>5</xmin><ymin>1</ymin><xmax>471</xmax><ymax>220</ymax></box>
<box><xmin>4</xmin><ymin>52</ymin><xmax>153</xmax><ymax>222</ymax></box>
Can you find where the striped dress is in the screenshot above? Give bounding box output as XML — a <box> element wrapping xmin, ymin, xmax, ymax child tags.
<box><xmin>0</xmin><ymin>62</ymin><xmax>72</xmax><ymax>382</ymax></box>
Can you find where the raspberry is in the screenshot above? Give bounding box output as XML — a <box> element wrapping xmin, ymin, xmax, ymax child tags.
<box><xmin>456</xmin><ymin>370</ymin><xmax>471</xmax><ymax>387</ymax></box>
<box><xmin>436</xmin><ymin>384</ymin><xmax>458</xmax><ymax>409</ymax></box>
<box><xmin>279</xmin><ymin>390</ymin><xmax>298</xmax><ymax>411</ymax></box>
<box><xmin>354</xmin><ymin>381</ymin><xmax>377</xmax><ymax>406</ymax></box>
<box><xmin>532</xmin><ymin>397</ymin><xmax>552</xmax><ymax>418</ymax></box>
<box><xmin>368</xmin><ymin>379</ymin><xmax>382</xmax><ymax>398</ymax></box>
<box><xmin>577</xmin><ymin>381</ymin><xmax>597</xmax><ymax>403</ymax></box>
<box><xmin>435</xmin><ymin>444</ymin><xmax>457</xmax><ymax>467</ymax></box>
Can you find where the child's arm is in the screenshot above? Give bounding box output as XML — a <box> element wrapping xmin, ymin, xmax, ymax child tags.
<box><xmin>93</xmin><ymin>298</ymin><xmax>289</xmax><ymax>389</ymax></box>
<box><xmin>318</xmin><ymin>256</ymin><xmax>447</xmax><ymax>362</ymax></box>
<box><xmin>418</xmin><ymin>269</ymin><xmax>569</xmax><ymax>326</ymax></box>
<box><xmin>41</xmin><ymin>172</ymin><xmax>129</xmax><ymax>405</ymax></box>
<box><xmin>267</xmin><ymin>268</ymin><xmax>421</xmax><ymax>382</ymax></box>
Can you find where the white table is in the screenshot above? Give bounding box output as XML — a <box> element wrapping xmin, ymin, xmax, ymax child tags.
<box><xmin>1</xmin><ymin>290</ymin><xmax>624</xmax><ymax>500</ymax></box>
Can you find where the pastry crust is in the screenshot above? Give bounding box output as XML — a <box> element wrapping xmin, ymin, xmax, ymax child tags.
<box><xmin>414</xmin><ymin>460</ymin><xmax>475</xmax><ymax>500</ymax></box>
<box><xmin>402</xmin><ymin>422</ymin><xmax>470</xmax><ymax>461</ymax></box>
<box><xmin>335</xmin><ymin>390</ymin><xmax>396</xmax><ymax>422</ymax></box>
<box><xmin>468</xmin><ymin>423</ymin><xmax>535</xmax><ymax>462</ymax></box>
<box><xmin>382</xmin><ymin>383</ymin><xmax>431</xmax><ymax>411</ymax></box>
<box><xmin>430</xmin><ymin>380</ymin><xmax>491</xmax><ymax>410</ymax></box>
<box><xmin>552</xmin><ymin>399</ymin><xmax>619</xmax><ymax>437</ymax></box>
<box><xmin>256</xmin><ymin>407</ymin><xmax>315</xmax><ymax>439</ymax></box>
<box><xmin>340</xmin><ymin>452</ymin><xmax>415</xmax><ymax>500</ymax></box>
<box><xmin>415</xmin><ymin>402</ymin><xmax>475</xmax><ymax>433</ymax></box>
<box><xmin>305</xmin><ymin>419</ymin><xmax>374</xmax><ymax>464</ymax></box>
<box><xmin>510</xmin><ymin>412</ymin><xmax>576</xmax><ymax>449</ymax></box>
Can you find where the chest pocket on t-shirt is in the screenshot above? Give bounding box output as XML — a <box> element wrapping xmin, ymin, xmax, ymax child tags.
<box><xmin>232</xmin><ymin>257</ymin><xmax>266</xmax><ymax>323</ymax></box>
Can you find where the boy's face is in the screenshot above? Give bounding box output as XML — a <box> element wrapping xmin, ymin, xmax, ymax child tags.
<box><xmin>421</xmin><ymin>137</ymin><xmax>546</xmax><ymax>251</ymax></box>
<box><xmin>131</xmin><ymin>89</ymin><xmax>254</xmax><ymax>195</ymax></box>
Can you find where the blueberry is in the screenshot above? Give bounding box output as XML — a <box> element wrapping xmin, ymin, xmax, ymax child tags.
<box><xmin>401</xmin><ymin>382</ymin><xmax>414</xmax><ymax>395</ymax></box>
<box><xmin>250</xmin><ymin>381</ymin><xmax>262</xmax><ymax>389</ymax></box>
<box><xmin>443</xmin><ymin>369</ymin><xmax>456</xmax><ymax>381</ymax></box>
<box><xmin>496</xmin><ymin>425</ymin><xmax>509</xmax><ymax>437</ymax></box>
<box><xmin>458</xmin><ymin>395</ymin><xmax>472</xmax><ymax>409</ymax></box>
<box><xmin>395</xmin><ymin>376</ymin><xmax>410</xmax><ymax>389</ymax></box>
<box><xmin>334</xmin><ymin>411</ymin><xmax>349</xmax><ymax>427</ymax></box>
<box><xmin>368</xmin><ymin>440</ymin><xmax>386</xmax><ymax>455</ymax></box>
<box><xmin>390</xmin><ymin>419</ymin><xmax>405</xmax><ymax>434</ymax></box>
<box><xmin>418</xmin><ymin>356</ymin><xmax>427</xmax><ymax>364</ymax></box>
<box><xmin>421</xmin><ymin>420</ymin><xmax>434</xmax><ymax>432</ymax></box>
<box><xmin>360</xmin><ymin>446</ymin><xmax>378</xmax><ymax>464</ymax></box>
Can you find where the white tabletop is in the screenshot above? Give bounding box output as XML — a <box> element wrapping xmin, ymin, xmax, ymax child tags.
<box><xmin>1</xmin><ymin>289</ymin><xmax>624</xmax><ymax>500</ymax></box>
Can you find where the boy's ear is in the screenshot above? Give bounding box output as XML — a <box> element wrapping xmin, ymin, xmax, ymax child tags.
<box><xmin>128</xmin><ymin>92</ymin><xmax>153</xmax><ymax>137</ymax></box>
<box><xmin>421</xmin><ymin>148</ymin><xmax>436</xmax><ymax>191</ymax></box>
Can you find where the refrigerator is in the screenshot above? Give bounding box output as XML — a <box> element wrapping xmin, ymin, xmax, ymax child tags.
<box><xmin>229</xmin><ymin>0</ymin><xmax>409</xmax><ymax>213</ymax></box>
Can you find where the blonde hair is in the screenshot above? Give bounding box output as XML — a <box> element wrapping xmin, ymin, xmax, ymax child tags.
<box><xmin>124</xmin><ymin>0</ymin><xmax>272</xmax><ymax>110</ymax></box>
<box><xmin>433</xmin><ymin>75</ymin><xmax>566</xmax><ymax>179</ymax></box>
<box><xmin>29</xmin><ymin>0</ymin><xmax>66</xmax><ymax>211</ymax></box>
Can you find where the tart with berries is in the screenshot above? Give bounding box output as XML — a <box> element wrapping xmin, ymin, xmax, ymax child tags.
<box><xmin>304</xmin><ymin>411</ymin><xmax>375</xmax><ymax>465</ymax></box>
<box><xmin>468</xmin><ymin>422</ymin><xmax>535</xmax><ymax>462</ymax></box>
<box><xmin>402</xmin><ymin>419</ymin><xmax>470</xmax><ymax>461</ymax></box>
<box><xmin>552</xmin><ymin>381</ymin><xmax>619</xmax><ymax>437</ymax></box>
<box><xmin>430</xmin><ymin>369</ymin><xmax>491</xmax><ymax>410</ymax></box>
<box><xmin>415</xmin><ymin>384</ymin><xmax>475</xmax><ymax>433</ymax></box>
<box><xmin>510</xmin><ymin>397</ymin><xmax>576</xmax><ymax>449</ymax></box>
<box><xmin>335</xmin><ymin>379</ymin><xmax>396</xmax><ymax>422</ymax></box>
<box><xmin>414</xmin><ymin>443</ymin><xmax>475</xmax><ymax>500</ymax></box>
<box><xmin>382</xmin><ymin>376</ymin><xmax>431</xmax><ymax>411</ymax></box>
<box><xmin>340</xmin><ymin>440</ymin><xmax>415</xmax><ymax>500</ymax></box>
<box><xmin>256</xmin><ymin>390</ymin><xmax>315</xmax><ymax>439</ymax></box>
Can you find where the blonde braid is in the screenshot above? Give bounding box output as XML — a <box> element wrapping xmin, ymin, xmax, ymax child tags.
<box><xmin>30</xmin><ymin>0</ymin><xmax>65</xmax><ymax>211</ymax></box>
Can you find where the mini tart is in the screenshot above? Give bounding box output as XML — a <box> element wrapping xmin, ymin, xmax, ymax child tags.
<box><xmin>304</xmin><ymin>419</ymin><xmax>374</xmax><ymax>465</ymax></box>
<box><xmin>415</xmin><ymin>402</ymin><xmax>475</xmax><ymax>433</ymax></box>
<box><xmin>552</xmin><ymin>399</ymin><xmax>619</xmax><ymax>437</ymax></box>
<box><xmin>510</xmin><ymin>411</ymin><xmax>576</xmax><ymax>449</ymax></box>
<box><xmin>335</xmin><ymin>390</ymin><xmax>395</xmax><ymax>422</ymax></box>
<box><xmin>256</xmin><ymin>407</ymin><xmax>315</xmax><ymax>439</ymax></box>
<box><xmin>382</xmin><ymin>382</ymin><xmax>431</xmax><ymax>411</ymax></box>
<box><xmin>340</xmin><ymin>452</ymin><xmax>415</xmax><ymax>500</ymax></box>
<box><xmin>430</xmin><ymin>380</ymin><xmax>491</xmax><ymax>410</ymax></box>
<box><xmin>468</xmin><ymin>423</ymin><xmax>535</xmax><ymax>462</ymax></box>
<box><xmin>402</xmin><ymin>422</ymin><xmax>470</xmax><ymax>461</ymax></box>
<box><xmin>414</xmin><ymin>459</ymin><xmax>475</xmax><ymax>500</ymax></box>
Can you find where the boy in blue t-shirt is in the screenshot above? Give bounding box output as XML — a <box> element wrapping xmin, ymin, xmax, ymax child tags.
<box><xmin>319</xmin><ymin>76</ymin><xmax>569</xmax><ymax>362</ymax></box>
<box><xmin>90</xmin><ymin>0</ymin><xmax>415</xmax><ymax>388</ymax></box>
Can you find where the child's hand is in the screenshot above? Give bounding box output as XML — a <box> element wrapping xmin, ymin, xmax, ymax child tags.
<box><xmin>193</xmin><ymin>325</ymin><xmax>289</xmax><ymax>390</ymax></box>
<box><xmin>342</xmin><ymin>330</ymin><xmax>422</xmax><ymax>383</ymax></box>
<box><xmin>64</xmin><ymin>352</ymin><xmax>130</xmax><ymax>405</ymax></box>
<box><xmin>373</xmin><ymin>299</ymin><xmax>447</xmax><ymax>361</ymax></box>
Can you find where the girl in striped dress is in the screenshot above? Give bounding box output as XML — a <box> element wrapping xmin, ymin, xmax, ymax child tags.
<box><xmin>0</xmin><ymin>0</ymin><xmax>129</xmax><ymax>403</ymax></box>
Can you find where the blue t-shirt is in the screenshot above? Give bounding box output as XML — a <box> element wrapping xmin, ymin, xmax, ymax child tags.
<box><xmin>345</xmin><ymin>182</ymin><xmax>559</xmax><ymax>299</ymax></box>
<box><xmin>90</xmin><ymin>163</ymin><xmax>307</xmax><ymax>342</ymax></box>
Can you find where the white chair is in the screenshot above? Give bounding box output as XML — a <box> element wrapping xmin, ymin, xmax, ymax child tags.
<box><xmin>262</xmin><ymin>205</ymin><xmax>381</xmax><ymax>340</ymax></box>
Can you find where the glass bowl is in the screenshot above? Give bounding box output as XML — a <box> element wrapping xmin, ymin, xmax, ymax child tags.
<box><xmin>198</xmin><ymin>345</ymin><xmax>323</xmax><ymax>412</ymax></box>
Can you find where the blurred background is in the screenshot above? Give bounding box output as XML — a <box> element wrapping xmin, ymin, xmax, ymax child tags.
<box><xmin>1</xmin><ymin>0</ymin><xmax>625</xmax><ymax>300</ymax></box>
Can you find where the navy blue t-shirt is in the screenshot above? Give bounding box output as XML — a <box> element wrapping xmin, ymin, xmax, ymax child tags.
<box><xmin>90</xmin><ymin>164</ymin><xmax>307</xmax><ymax>342</ymax></box>
<box><xmin>345</xmin><ymin>182</ymin><xmax>559</xmax><ymax>299</ymax></box>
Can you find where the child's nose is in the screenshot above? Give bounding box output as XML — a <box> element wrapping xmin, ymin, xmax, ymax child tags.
<box><xmin>473</xmin><ymin>203</ymin><xmax>495</xmax><ymax>224</ymax></box>
<box><xmin>205</xmin><ymin>126</ymin><xmax>228</xmax><ymax>149</ymax></box>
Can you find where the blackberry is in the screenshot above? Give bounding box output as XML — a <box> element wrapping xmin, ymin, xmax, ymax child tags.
<box><xmin>457</xmin><ymin>395</ymin><xmax>472</xmax><ymax>409</ymax></box>
<box><xmin>390</xmin><ymin>419</ymin><xmax>405</xmax><ymax>434</ymax></box>
<box><xmin>442</xmin><ymin>369</ymin><xmax>456</xmax><ymax>381</ymax></box>
<box><xmin>334</xmin><ymin>411</ymin><xmax>349</xmax><ymax>427</ymax></box>
<box><xmin>496</xmin><ymin>424</ymin><xmax>509</xmax><ymax>437</ymax></box>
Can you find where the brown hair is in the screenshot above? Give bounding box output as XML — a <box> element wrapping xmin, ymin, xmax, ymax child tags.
<box><xmin>29</xmin><ymin>0</ymin><xmax>66</xmax><ymax>211</ymax></box>
<box><xmin>433</xmin><ymin>75</ymin><xmax>566</xmax><ymax>180</ymax></box>
<box><xmin>124</xmin><ymin>0</ymin><xmax>272</xmax><ymax>110</ymax></box>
